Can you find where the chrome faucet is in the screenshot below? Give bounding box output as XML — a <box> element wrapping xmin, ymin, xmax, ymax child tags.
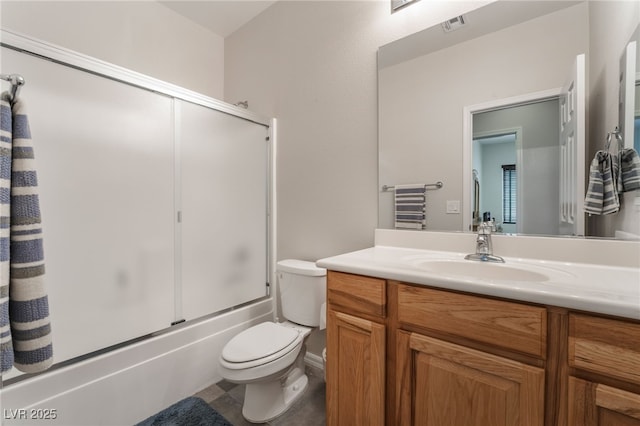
<box><xmin>465</xmin><ymin>222</ymin><xmax>505</xmax><ymax>263</ymax></box>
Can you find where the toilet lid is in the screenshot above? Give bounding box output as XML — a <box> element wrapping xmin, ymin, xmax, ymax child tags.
<box><xmin>222</xmin><ymin>322</ymin><xmax>300</xmax><ymax>363</ymax></box>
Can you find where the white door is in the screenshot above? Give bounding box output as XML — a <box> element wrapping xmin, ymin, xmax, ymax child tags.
<box><xmin>620</xmin><ymin>40</ymin><xmax>637</xmax><ymax>149</ymax></box>
<box><xmin>559</xmin><ymin>53</ymin><xmax>586</xmax><ymax>236</ymax></box>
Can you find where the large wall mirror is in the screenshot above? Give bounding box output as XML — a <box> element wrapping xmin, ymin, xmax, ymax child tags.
<box><xmin>620</xmin><ymin>25</ymin><xmax>639</xmax><ymax>153</ymax></box>
<box><xmin>378</xmin><ymin>0</ymin><xmax>640</xmax><ymax>239</ymax></box>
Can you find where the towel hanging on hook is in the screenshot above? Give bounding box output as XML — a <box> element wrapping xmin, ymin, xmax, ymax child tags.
<box><xmin>0</xmin><ymin>92</ymin><xmax>53</xmax><ymax>373</ymax></box>
<box><xmin>605</xmin><ymin>126</ymin><xmax>640</xmax><ymax>193</ymax></box>
<box><xmin>584</xmin><ymin>129</ymin><xmax>621</xmax><ymax>215</ymax></box>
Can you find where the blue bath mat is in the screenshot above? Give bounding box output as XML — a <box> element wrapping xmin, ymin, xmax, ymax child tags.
<box><xmin>135</xmin><ymin>396</ymin><xmax>233</xmax><ymax>426</ymax></box>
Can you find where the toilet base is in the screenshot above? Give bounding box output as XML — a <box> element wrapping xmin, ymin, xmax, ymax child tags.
<box><xmin>242</xmin><ymin>366</ymin><xmax>309</xmax><ymax>423</ymax></box>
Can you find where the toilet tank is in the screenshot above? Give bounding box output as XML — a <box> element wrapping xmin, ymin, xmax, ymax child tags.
<box><xmin>277</xmin><ymin>259</ymin><xmax>326</xmax><ymax>327</ymax></box>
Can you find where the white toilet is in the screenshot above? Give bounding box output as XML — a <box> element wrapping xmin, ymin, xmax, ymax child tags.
<box><xmin>218</xmin><ymin>259</ymin><xmax>326</xmax><ymax>423</ymax></box>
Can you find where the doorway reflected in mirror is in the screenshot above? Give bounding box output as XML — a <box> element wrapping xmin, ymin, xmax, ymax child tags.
<box><xmin>472</xmin><ymin>98</ymin><xmax>559</xmax><ymax>236</ymax></box>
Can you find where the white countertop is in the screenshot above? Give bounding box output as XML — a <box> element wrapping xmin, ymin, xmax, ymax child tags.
<box><xmin>317</xmin><ymin>245</ymin><xmax>640</xmax><ymax>320</ymax></box>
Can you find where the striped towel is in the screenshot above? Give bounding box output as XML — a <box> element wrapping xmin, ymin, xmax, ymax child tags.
<box><xmin>584</xmin><ymin>151</ymin><xmax>619</xmax><ymax>215</ymax></box>
<box><xmin>394</xmin><ymin>184</ymin><xmax>426</xmax><ymax>229</ymax></box>
<box><xmin>618</xmin><ymin>148</ymin><xmax>640</xmax><ymax>192</ymax></box>
<box><xmin>1</xmin><ymin>97</ymin><xmax>12</xmax><ymax>372</ymax></box>
<box><xmin>0</xmin><ymin>94</ymin><xmax>52</xmax><ymax>373</ymax></box>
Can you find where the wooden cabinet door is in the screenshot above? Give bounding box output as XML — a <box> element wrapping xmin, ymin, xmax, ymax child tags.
<box><xmin>326</xmin><ymin>310</ymin><xmax>385</xmax><ymax>426</ymax></box>
<box><xmin>569</xmin><ymin>377</ymin><xmax>640</xmax><ymax>426</ymax></box>
<box><xmin>396</xmin><ymin>331</ymin><xmax>544</xmax><ymax>426</ymax></box>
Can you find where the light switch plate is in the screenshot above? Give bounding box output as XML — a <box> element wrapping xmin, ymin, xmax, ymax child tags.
<box><xmin>446</xmin><ymin>200</ymin><xmax>460</xmax><ymax>214</ymax></box>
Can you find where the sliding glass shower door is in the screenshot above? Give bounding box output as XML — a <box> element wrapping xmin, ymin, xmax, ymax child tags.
<box><xmin>1</xmin><ymin>46</ymin><xmax>176</xmax><ymax>368</ymax></box>
<box><xmin>1</xmin><ymin>42</ymin><xmax>271</xmax><ymax>380</ymax></box>
<box><xmin>178</xmin><ymin>100</ymin><xmax>269</xmax><ymax>321</ymax></box>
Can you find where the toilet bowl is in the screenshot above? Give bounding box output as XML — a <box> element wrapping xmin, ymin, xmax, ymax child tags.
<box><xmin>218</xmin><ymin>259</ymin><xmax>326</xmax><ymax>423</ymax></box>
<box><xmin>219</xmin><ymin>321</ymin><xmax>310</xmax><ymax>383</ymax></box>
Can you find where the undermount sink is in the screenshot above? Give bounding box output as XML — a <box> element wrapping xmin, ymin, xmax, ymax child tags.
<box><xmin>411</xmin><ymin>259</ymin><xmax>551</xmax><ymax>282</ymax></box>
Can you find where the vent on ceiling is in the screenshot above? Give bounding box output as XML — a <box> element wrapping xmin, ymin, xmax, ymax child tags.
<box><xmin>442</xmin><ymin>15</ymin><xmax>466</xmax><ymax>33</ymax></box>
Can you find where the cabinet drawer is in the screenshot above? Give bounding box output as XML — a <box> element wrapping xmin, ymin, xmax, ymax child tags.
<box><xmin>397</xmin><ymin>284</ymin><xmax>547</xmax><ymax>359</ymax></box>
<box><xmin>569</xmin><ymin>313</ymin><xmax>640</xmax><ymax>385</ymax></box>
<box><xmin>327</xmin><ymin>271</ymin><xmax>386</xmax><ymax>318</ymax></box>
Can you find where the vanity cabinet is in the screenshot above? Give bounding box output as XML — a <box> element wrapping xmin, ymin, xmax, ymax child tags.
<box><xmin>326</xmin><ymin>271</ymin><xmax>386</xmax><ymax>426</ymax></box>
<box><xmin>326</xmin><ymin>271</ymin><xmax>640</xmax><ymax>425</ymax></box>
<box><xmin>394</xmin><ymin>283</ymin><xmax>546</xmax><ymax>425</ymax></box>
<box><xmin>568</xmin><ymin>313</ymin><xmax>640</xmax><ymax>425</ymax></box>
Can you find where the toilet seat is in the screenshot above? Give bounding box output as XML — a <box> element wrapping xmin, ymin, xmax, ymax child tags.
<box><xmin>220</xmin><ymin>322</ymin><xmax>303</xmax><ymax>370</ymax></box>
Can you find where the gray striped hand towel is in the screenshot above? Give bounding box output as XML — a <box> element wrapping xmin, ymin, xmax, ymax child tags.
<box><xmin>0</xmin><ymin>94</ymin><xmax>53</xmax><ymax>373</ymax></box>
<box><xmin>619</xmin><ymin>148</ymin><xmax>640</xmax><ymax>192</ymax></box>
<box><xmin>394</xmin><ymin>184</ymin><xmax>426</xmax><ymax>229</ymax></box>
<box><xmin>584</xmin><ymin>151</ymin><xmax>619</xmax><ymax>215</ymax></box>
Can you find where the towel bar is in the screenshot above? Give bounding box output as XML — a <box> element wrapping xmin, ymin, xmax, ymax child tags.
<box><xmin>382</xmin><ymin>181</ymin><xmax>443</xmax><ymax>192</ymax></box>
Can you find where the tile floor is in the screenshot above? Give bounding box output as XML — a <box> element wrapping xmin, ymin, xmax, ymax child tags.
<box><xmin>194</xmin><ymin>366</ymin><xmax>326</xmax><ymax>426</ymax></box>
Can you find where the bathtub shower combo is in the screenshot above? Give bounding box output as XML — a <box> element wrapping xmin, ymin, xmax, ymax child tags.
<box><xmin>0</xmin><ymin>29</ymin><xmax>274</xmax><ymax>425</ymax></box>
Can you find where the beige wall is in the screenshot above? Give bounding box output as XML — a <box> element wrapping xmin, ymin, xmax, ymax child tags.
<box><xmin>224</xmin><ymin>0</ymin><xmax>489</xmax><ymax>263</ymax></box>
<box><xmin>1</xmin><ymin>1</ymin><xmax>225</xmax><ymax>98</ymax></box>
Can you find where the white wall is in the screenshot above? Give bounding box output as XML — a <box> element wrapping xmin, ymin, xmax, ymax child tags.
<box><xmin>224</xmin><ymin>0</ymin><xmax>490</xmax><ymax>262</ymax></box>
<box><xmin>0</xmin><ymin>1</ymin><xmax>224</xmax><ymax>98</ymax></box>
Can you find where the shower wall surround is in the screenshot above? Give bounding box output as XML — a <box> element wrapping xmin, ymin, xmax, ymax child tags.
<box><xmin>0</xmin><ymin>30</ymin><xmax>273</xmax><ymax>382</ymax></box>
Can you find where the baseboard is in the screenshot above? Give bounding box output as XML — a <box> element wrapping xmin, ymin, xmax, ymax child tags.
<box><xmin>304</xmin><ymin>351</ymin><xmax>324</xmax><ymax>372</ymax></box>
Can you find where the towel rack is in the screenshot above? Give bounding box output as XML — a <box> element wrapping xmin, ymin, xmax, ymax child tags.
<box><xmin>382</xmin><ymin>181</ymin><xmax>443</xmax><ymax>192</ymax></box>
<box><xmin>1</xmin><ymin>73</ymin><xmax>25</xmax><ymax>104</ymax></box>
<box><xmin>604</xmin><ymin>126</ymin><xmax>623</xmax><ymax>152</ymax></box>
